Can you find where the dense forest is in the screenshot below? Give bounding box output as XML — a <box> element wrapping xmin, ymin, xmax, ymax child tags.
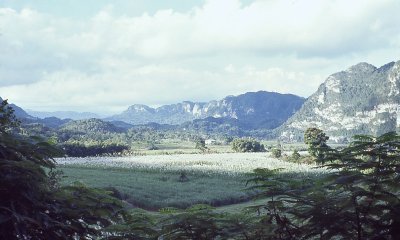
<box><xmin>20</xmin><ymin>117</ymin><xmax>275</xmax><ymax>157</ymax></box>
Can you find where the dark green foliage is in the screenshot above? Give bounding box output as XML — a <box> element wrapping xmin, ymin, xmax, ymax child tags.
<box><xmin>0</xmin><ymin>99</ymin><xmax>20</xmax><ymax>132</ymax></box>
<box><xmin>50</xmin><ymin>182</ymin><xmax>126</xmax><ymax>239</ymax></box>
<box><xmin>0</xmin><ymin>100</ymin><xmax>125</xmax><ymax>239</ymax></box>
<box><xmin>159</xmin><ymin>205</ymin><xmax>222</xmax><ymax>239</ymax></box>
<box><xmin>232</xmin><ymin>138</ymin><xmax>265</xmax><ymax>152</ymax></box>
<box><xmin>111</xmin><ymin>204</ymin><xmax>280</xmax><ymax>239</ymax></box>
<box><xmin>248</xmin><ymin>132</ymin><xmax>400</xmax><ymax>239</ymax></box>
<box><xmin>291</xmin><ymin>149</ymin><xmax>301</xmax><ymax>161</ymax></box>
<box><xmin>194</xmin><ymin>138</ymin><xmax>207</xmax><ymax>152</ymax></box>
<box><xmin>304</xmin><ymin>127</ymin><xmax>330</xmax><ymax>160</ymax></box>
<box><xmin>105</xmin><ymin>209</ymin><xmax>158</xmax><ymax>239</ymax></box>
<box><xmin>218</xmin><ymin>211</ymin><xmax>276</xmax><ymax>239</ymax></box>
<box><xmin>62</xmin><ymin>142</ymin><xmax>129</xmax><ymax>157</ymax></box>
<box><xmin>59</xmin><ymin>118</ymin><xmax>124</xmax><ymax>133</ymax></box>
<box><xmin>283</xmin><ymin>154</ymin><xmax>315</xmax><ymax>164</ymax></box>
<box><xmin>271</xmin><ymin>148</ymin><xmax>282</xmax><ymax>158</ymax></box>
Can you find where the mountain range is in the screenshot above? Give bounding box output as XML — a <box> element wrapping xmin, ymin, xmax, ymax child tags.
<box><xmin>27</xmin><ymin>110</ymin><xmax>101</xmax><ymax>120</ymax></box>
<box><xmin>106</xmin><ymin>91</ymin><xmax>305</xmax><ymax>130</ymax></box>
<box><xmin>2</xmin><ymin>59</ymin><xmax>400</xmax><ymax>142</ymax></box>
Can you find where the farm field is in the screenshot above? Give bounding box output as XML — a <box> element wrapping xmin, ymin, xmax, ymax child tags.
<box><xmin>124</xmin><ymin>139</ymin><xmax>315</xmax><ymax>155</ymax></box>
<box><xmin>131</xmin><ymin>143</ymin><xmax>235</xmax><ymax>155</ymax></box>
<box><xmin>56</xmin><ymin>152</ymin><xmax>324</xmax><ymax>211</ymax></box>
<box><xmin>128</xmin><ymin>139</ymin><xmax>225</xmax><ymax>155</ymax></box>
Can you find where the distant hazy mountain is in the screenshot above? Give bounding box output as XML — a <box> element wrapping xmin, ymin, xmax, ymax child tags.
<box><xmin>107</xmin><ymin>91</ymin><xmax>305</xmax><ymax>129</ymax></box>
<box><xmin>0</xmin><ymin>97</ymin><xmax>73</xmax><ymax>128</ymax></box>
<box><xmin>279</xmin><ymin>60</ymin><xmax>400</xmax><ymax>142</ymax></box>
<box><xmin>27</xmin><ymin>110</ymin><xmax>100</xmax><ymax>120</ymax></box>
<box><xmin>0</xmin><ymin>97</ymin><xmax>34</xmax><ymax>120</ymax></box>
<box><xmin>10</xmin><ymin>104</ymin><xmax>34</xmax><ymax>120</ymax></box>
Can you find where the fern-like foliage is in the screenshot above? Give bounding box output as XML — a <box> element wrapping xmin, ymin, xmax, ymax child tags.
<box><xmin>248</xmin><ymin>131</ymin><xmax>400</xmax><ymax>239</ymax></box>
<box><xmin>0</xmin><ymin>100</ymin><xmax>127</xmax><ymax>239</ymax></box>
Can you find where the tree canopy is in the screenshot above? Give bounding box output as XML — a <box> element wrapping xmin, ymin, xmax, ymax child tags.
<box><xmin>304</xmin><ymin>127</ymin><xmax>330</xmax><ymax>161</ymax></box>
<box><xmin>231</xmin><ymin>138</ymin><xmax>265</xmax><ymax>152</ymax></box>
<box><xmin>0</xmin><ymin>99</ymin><xmax>126</xmax><ymax>239</ymax></box>
<box><xmin>249</xmin><ymin>131</ymin><xmax>400</xmax><ymax>239</ymax></box>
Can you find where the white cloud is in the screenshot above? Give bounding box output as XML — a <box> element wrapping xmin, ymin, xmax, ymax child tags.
<box><xmin>0</xmin><ymin>0</ymin><xmax>399</xmax><ymax>113</ymax></box>
<box><xmin>0</xmin><ymin>64</ymin><xmax>323</xmax><ymax>114</ymax></box>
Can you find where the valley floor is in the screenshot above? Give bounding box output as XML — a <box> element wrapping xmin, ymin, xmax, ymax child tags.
<box><xmin>56</xmin><ymin>152</ymin><xmax>323</xmax><ymax>211</ymax></box>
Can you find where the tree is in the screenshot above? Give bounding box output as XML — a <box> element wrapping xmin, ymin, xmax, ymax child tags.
<box><xmin>249</xmin><ymin>132</ymin><xmax>400</xmax><ymax>239</ymax></box>
<box><xmin>271</xmin><ymin>148</ymin><xmax>282</xmax><ymax>158</ymax></box>
<box><xmin>231</xmin><ymin>138</ymin><xmax>265</xmax><ymax>152</ymax></box>
<box><xmin>0</xmin><ymin>99</ymin><xmax>19</xmax><ymax>132</ymax></box>
<box><xmin>195</xmin><ymin>138</ymin><xmax>207</xmax><ymax>152</ymax></box>
<box><xmin>0</xmin><ymin>99</ymin><xmax>125</xmax><ymax>239</ymax></box>
<box><xmin>291</xmin><ymin>149</ymin><xmax>301</xmax><ymax>161</ymax></box>
<box><xmin>304</xmin><ymin>127</ymin><xmax>330</xmax><ymax>161</ymax></box>
<box><xmin>159</xmin><ymin>205</ymin><xmax>222</xmax><ymax>239</ymax></box>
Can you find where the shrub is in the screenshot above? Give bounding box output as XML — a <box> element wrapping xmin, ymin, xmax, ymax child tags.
<box><xmin>271</xmin><ymin>148</ymin><xmax>282</xmax><ymax>158</ymax></box>
<box><xmin>194</xmin><ymin>138</ymin><xmax>207</xmax><ymax>152</ymax></box>
<box><xmin>61</xmin><ymin>142</ymin><xmax>129</xmax><ymax>157</ymax></box>
<box><xmin>231</xmin><ymin>138</ymin><xmax>265</xmax><ymax>152</ymax></box>
<box><xmin>291</xmin><ymin>149</ymin><xmax>301</xmax><ymax>161</ymax></box>
<box><xmin>147</xmin><ymin>141</ymin><xmax>159</xmax><ymax>150</ymax></box>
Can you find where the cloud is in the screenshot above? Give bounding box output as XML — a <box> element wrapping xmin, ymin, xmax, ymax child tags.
<box><xmin>2</xmin><ymin>0</ymin><xmax>398</xmax><ymax>59</ymax></box>
<box><xmin>0</xmin><ymin>0</ymin><xmax>399</xmax><ymax>113</ymax></box>
<box><xmin>0</xmin><ymin>64</ymin><xmax>321</xmax><ymax>114</ymax></box>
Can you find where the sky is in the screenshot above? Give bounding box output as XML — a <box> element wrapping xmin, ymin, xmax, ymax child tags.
<box><xmin>0</xmin><ymin>0</ymin><xmax>399</xmax><ymax>115</ymax></box>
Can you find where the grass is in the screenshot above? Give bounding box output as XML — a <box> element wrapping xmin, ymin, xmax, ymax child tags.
<box><xmin>128</xmin><ymin>139</ymin><xmax>234</xmax><ymax>155</ymax></box>
<box><xmin>58</xmin><ymin>165</ymin><xmax>254</xmax><ymax>210</ymax></box>
<box><xmin>57</xmin><ymin>152</ymin><xmax>323</xmax><ymax>211</ymax></box>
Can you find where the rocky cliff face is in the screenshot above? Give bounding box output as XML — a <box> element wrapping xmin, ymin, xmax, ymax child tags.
<box><xmin>107</xmin><ymin>91</ymin><xmax>305</xmax><ymax>129</ymax></box>
<box><xmin>279</xmin><ymin>61</ymin><xmax>400</xmax><ymax>142</ymax></box>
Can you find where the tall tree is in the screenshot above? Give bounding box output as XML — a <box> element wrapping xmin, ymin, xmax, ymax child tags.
<box><xmin>249</xmin><ymin>131</ymin><xmax>400</xmax><ymax>239</ymax></box>
<box><xmin>304</xmin><ymin>127</ymin><xmax>330</xmax><ymax>161</ymax></box>
<box><xmin>0</xmin><ymin>99</ymin><xmax>125</xmax><ymax>239</ymax></box>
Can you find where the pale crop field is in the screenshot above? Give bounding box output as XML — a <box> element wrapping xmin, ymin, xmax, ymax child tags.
<box><xmin>56</xmin><ymin>152</ymin><xmax>325</xmax><ymax>210</ymax></box>
<box><xmin>57</xmin><ymin>152</ymin><xmax>323</xmax><ymax>176</ymax></box>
